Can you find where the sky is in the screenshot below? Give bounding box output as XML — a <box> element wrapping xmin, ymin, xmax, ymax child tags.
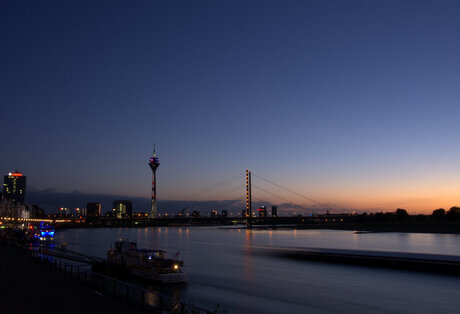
<box><xmin>1</xmin><ymin>0</ymin><xmax>460</xmax><ymax>213</ymax></box>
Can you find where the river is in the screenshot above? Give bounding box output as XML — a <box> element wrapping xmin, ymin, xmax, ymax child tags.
<box><xmin>56</xmin><ymin>227</ymin><xmax>460</xmax><ymax>313</ymax></box>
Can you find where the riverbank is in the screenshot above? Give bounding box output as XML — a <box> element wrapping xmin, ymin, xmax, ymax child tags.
<box><xmin>0</xmin><ymin>245</ymin><xmax>146</xmax><ymax>314</ymax></box>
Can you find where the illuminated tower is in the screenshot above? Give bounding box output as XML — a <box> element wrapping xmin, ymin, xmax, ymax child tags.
<box><xmin>148</xmin><ymin>145</ymin><xmax>160</xmax><ymax>218</ymax></box>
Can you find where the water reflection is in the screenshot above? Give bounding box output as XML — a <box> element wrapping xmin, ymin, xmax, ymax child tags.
<box><xmin>243</xmin><ymin>230</ymin><xmax>254</xmax><ymax>281</ymax></box>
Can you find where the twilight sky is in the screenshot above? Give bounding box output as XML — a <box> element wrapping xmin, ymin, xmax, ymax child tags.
<box><xmin>1</xmin><ymin>0</ymin><xmax>460</xmax><ymax>213</ymax></box>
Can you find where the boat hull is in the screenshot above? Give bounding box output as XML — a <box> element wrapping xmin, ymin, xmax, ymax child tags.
<box><xmin>131</xmin><ymin>268</ymin><xmax>187</xmax><ymax>283</ymax></box>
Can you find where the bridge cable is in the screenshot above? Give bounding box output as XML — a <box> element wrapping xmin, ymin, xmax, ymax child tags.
<box><xmin>252</xmin><ymin>184</ymin><xmax>307</xmax><ymax>210</ymax></box>
<box><xmin>177</xmin><ymin>172</ymin><xmax>245</xmax><ymax>201</ymax></box>
<box><xmin>252</xmin><ymin>173</ymin><xmax>330</xmax><ymax>209</ymax></box>
<box><xmin>207</xmin><ymin>183</ymin><xmax>246</xmax><ymax>201</ymax></box>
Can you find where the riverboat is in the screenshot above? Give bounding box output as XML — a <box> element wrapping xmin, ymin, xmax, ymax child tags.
<box><xmin>31</xmin><ymin>222</ymin><xmax>55</xmax><ymax>246</ymax></box>
<box><xmin>106</xmin><ymin>239</ymin><xmax>186</xmax><ymax>283</ymax></box>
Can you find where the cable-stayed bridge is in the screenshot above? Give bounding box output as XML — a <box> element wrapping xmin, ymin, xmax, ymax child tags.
<box><xmin>175</xmin><ymin>169</ymin><xmax>329</xmax><ymax>214</ymax></box>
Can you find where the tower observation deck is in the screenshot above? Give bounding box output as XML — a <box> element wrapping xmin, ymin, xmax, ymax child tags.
<box><xmin>148</xmin><ymin>145</ymin><xmax>160</xmax><ymax>218</ymax></box>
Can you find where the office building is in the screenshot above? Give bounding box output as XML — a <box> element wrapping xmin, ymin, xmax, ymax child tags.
<box><xmin>3</xmin><ymin>170</ymin><xmax>26</xmax><ymax>203</ymax></box>
<box><xmin>86</xmin><ymin>202</ymin><xmax>101</xmax><ymax>216</ymax></box>
<box><xmin>112</xmin><ymin>200</ymin><xmax>132</xmax><ymax>218</ymax></box>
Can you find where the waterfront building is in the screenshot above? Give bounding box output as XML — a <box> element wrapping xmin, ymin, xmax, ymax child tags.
<box><xmin>112</xmin><ymin>200</ymin><xmax>132</xmax><ymax>218</ymax></box>
<box><xmin>3</xmin><ymin>170</ymin><xmax>26</xmax><ymax>203</ymax></box>
<box><xmin>86</xmin><ymin>202</ymin><xmax>101</xmax><ymax>216</ymax></box>
<box><xmin>271</xmin><ymin>206</ymin><xmax>278</xmax><ymax>217</ymax></box>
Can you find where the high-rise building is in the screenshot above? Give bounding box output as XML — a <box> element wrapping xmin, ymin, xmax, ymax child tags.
<box><xmin>112</xmin><ymin>200</ymin><xmax>132</xmax><ymax>218</ymax></box>
<box><xmin>3</xmin><ymin>170</ymin><xmax>26</xmax><ymax>203</ymax></box>
<box><xmin>148</xmin><ymin>145</ymin><xmax>160</xmax><ymax>218</ymax></box>
<box><xmin>86</xmin><ymin>202</ymin><xmax>101</xmax><ymax>216</ymax></box>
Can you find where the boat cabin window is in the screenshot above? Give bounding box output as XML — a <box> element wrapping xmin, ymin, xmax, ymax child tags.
<box><xmin>146</xmin><ymin>251</ymin><xmax>165</xmax><ymax>259</ymax></box>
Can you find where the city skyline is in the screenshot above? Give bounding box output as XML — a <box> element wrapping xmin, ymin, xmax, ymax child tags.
<box><xmin>2</xmin><ymin>1</ymin><xmax>460</xmax><ymax>213</ymax></box>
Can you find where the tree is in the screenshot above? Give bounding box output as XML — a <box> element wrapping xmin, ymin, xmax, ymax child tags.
<box><xmin>447</xmin><ymin>207</ymin><xmax>460</xmax><ymax>220</ymax></box>
<box><xmin>394</xmin><ymin>208</ymin><xmax>408</xmax><ymax>223</ymax></box>
<box><xmin>432</xmin><ymin>208</ymin><xmax>446</xmax><ymax>218</ymax></box>
<box><xmin>395</xmin><ymin>208</ymin><xmax>409</xmax><ymax>217</ymax></box>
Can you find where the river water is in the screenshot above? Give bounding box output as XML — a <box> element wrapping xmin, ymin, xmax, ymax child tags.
<box><xmin>56</xmin><ymin>227</ymin><xmax>460</xmax><ymax>313</ymax></box>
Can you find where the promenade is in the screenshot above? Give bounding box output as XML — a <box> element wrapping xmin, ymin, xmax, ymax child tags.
<box><xmin>0</xmin><ymin>245</ymin><xmax>145</xmax><ymax>314</ymax></box>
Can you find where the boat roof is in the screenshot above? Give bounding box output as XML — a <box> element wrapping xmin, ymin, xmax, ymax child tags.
<box><xmin>136</xmin><ymin>248</ymin><xmax>167</xmax><ymax>253</ymax></box>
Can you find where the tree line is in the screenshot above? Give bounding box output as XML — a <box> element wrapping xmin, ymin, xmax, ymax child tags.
<box><xmin>353</xmin><ymin>207</ymin><xmax>460</xmax><ymax>223</ymax></box>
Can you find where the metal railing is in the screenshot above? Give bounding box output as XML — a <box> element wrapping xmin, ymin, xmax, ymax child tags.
<box><xmin>27</xmin><ymin>248</ymin><xmax>217</xmax><ymax>314</ymax></box>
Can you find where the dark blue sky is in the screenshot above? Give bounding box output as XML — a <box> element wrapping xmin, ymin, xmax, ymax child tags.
<box><xmin>1</xmin><ymin>1</ymin><xmax>460</xmax><ymax>212</ymax></box>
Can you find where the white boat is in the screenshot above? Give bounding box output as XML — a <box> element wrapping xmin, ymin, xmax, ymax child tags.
<box><xmin>107</xmin><ymin>239</ymin><xmax>186</xmax><ymax>283</ymax></box>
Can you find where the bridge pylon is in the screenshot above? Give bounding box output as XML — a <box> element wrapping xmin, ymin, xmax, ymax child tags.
<box><xmin>246</xmin><ymin>169</ymin><xmax>252</xmax><ymax>229</ymax></box>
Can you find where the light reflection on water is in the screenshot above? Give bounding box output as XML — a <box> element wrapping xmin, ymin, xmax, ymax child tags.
<box><xmin>56</xmin><ymin>228</ymin><xmax>460</xmax><ymax>313</ymax></box>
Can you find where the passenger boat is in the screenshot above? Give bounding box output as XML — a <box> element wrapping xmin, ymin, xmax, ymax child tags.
<box><xmin>32</xmin><ymin>222</ymin><xmax>55</xmax><ymax>246</ymax></box>
<box><xmin>106</xmin><ymin>239</ymin><xmax>186</xmax><ymax>283</ymax></box>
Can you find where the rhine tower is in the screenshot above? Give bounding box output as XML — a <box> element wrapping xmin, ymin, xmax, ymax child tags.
<box><xmin>148</xmin><ymin>145</ymin><xmax>160</xmax><ymax>218</ymax></box>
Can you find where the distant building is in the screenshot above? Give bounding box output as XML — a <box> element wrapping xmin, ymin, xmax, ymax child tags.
<box><xmin>258</xmin><ymin>205</ymin><xmax>268</xmax><ymax>217</ymax></box>
<box><xmin>75</xmin><ymin>207</ymin><xmax>86</xmax><ymax>217</ymax></box>
<box><xmin>271</xmin><ymin>206</ymin><xmax>278</xmax><ymax>217</ymax></box>
<box><xmin>112</xmin><ymin>200</ymin><xmax>132</xmax><ymax>218</ymax></box>
<box><xmin>58</xmin><ymin>207</ymin><xmax>70</xmax><ymax>216</ymax></box>
<box><xmin>86</xmin><ymin>202</ymin><xmax>101</xmax><ymax>216</ymax></box>
<box><xmin>3</xmin><ymin>170</ymin><xmax>26</xmax><ymax>203</ymax></box>
<box><xmin>222</xmin><ymin>210</ymin><xmax>228</xmax><ymax>217</ymax></box>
